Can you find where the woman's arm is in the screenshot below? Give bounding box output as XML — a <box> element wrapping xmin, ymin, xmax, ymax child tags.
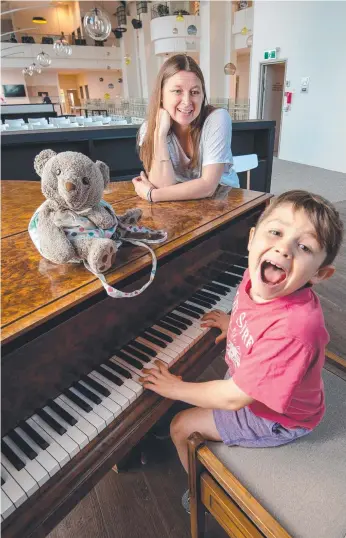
<box><xmin>133</xmin><ymin>163</ymin><xmax>224</xmax><ymax>202</ymax></box>
<box><xmin>148</xmin><ymin>132</ymin><xmax>176</xmax><ymax>188</ymax></box>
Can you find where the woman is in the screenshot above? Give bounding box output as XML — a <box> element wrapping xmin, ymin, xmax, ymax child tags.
<box><xmin>132</xmin><ymin>54</ymin><xmax>239</xmax><ymax>203</ymax></box>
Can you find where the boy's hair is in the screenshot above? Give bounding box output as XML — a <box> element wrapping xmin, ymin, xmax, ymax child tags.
<box><xmin>257</xmin><ymin>190</ymin><xmax>343</xmax><ymax>266</ymax></box>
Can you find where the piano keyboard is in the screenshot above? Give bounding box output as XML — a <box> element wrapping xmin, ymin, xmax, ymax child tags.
<box><xmin>1</xmin><ymin>258</ymin><xmax>247</xmax><ymax>521</ymax></box>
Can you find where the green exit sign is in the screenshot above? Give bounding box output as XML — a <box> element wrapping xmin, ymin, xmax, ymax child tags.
<box><xmin>264</xmin><ymin>49</ymin><xmax>277</xmax><ymax>60</ymax></box>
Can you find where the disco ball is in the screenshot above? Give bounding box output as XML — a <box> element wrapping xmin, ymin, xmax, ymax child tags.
<box><xmin>37</xmin><ymin>51</ymin><xmax>51</xmax><ymax>67</ymax></box>
<box><xmin>83</xmin><ymin>8</ymin><xmax>111</xmax><ymax>41</ymax></box>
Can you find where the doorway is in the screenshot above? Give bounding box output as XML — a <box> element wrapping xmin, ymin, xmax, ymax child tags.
<box><xmin>258</xmin><ymin>61</ymin><xmax>286</xmax><ymax>155</ymax></box>
<box><xmin>66</xmin><ymin>89</ymin><xmax>81</xmax><ymax>114</ymax></box>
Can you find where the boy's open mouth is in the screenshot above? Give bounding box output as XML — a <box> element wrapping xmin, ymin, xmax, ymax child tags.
<box><xmin>260</xmin><ymin>260</ymin><xmax>287</xmax><ymax>286</ymax></box>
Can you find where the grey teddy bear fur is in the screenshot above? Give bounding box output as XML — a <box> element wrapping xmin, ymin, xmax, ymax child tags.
<box><xmin>32</xmin><ymin>149</ymin><xmax>146</xmax><ymax>274</ymax></box>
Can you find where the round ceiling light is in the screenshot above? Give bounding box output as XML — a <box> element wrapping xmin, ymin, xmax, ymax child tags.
<box><xmin>37</xmin><ymin>51</ymin><xmax>52</xmax><ymax>67</ymax></box>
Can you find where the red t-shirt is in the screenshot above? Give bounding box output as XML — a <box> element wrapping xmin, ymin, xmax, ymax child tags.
<box><xmin>226</xmin><ymin>270</ymin><xmax>329</xmax><ymax>430</ymax></box>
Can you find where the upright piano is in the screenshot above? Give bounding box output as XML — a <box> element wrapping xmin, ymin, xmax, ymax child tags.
<box><xmin>1</xmin><ymin>181</ymin><xmax>271</xmax><ymax>537</ymax></box>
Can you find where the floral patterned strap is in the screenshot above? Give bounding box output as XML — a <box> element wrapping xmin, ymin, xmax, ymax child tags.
<box><xmin>85</xmin><ymin>239</ymin><xmax>158</xmax><ymax>298</ymax></box>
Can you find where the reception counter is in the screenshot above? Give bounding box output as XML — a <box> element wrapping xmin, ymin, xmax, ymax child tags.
<box><xmin>1</xmin><ymin>120</ymin><xmax>275</xmax><ymax>192</ymax></box>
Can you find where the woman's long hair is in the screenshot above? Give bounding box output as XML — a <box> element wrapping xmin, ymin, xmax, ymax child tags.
<box><xmin>139</xmin><ymin>54</ymin><xmax>215</xmax><ymax>173</ymax></box>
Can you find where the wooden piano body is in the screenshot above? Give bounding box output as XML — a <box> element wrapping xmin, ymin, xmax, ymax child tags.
<box><xmin>1</xmin><ymin>181</ymin><xmax>271</xmax><ymax>537</ymax></box>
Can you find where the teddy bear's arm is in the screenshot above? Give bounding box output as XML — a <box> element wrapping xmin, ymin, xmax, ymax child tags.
<box><xmin>37</xmin><ymin>202</ymin><xmax>77</xmax><ymax>264</ymax></box>
<box><xmin>87</xmin><ymin>205</ymin><xmax>117</xmax><ymax>229</ymax></box>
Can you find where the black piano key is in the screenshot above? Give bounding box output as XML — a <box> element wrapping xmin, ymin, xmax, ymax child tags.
<box><xmin>167</xmin><ymin>312</ymin><xmax>193</xmax><ymax>326</ymax></box>
<box><xmin>116</xmin><ymin>350</ymin><xmax>145</xmax><ymax>369</ymax></box>
<box><xmin>47</xmin><ymin>399</ymin><xmax>77</xmax><ymax>426</ymax></box>
<box><xmin>196</xmin><ymin>289</ymin><xmax>220</xmax><ymax>301</ymax></box>
<box><xmin>204</xmin><ymin>283</ymin><xmax>228</xmax><ymax>296</ymax></box>
<box><xmin>233</xmin><ymin>264</ymin><xmax>246</xmax><ymax>275</ymax></box>
<box><xmin>63</xmin><ymin>389</ymin><xmax>93</xmax><ymax>412</ymax></box>
<box><xmin>163</xmin><ymin>315</ymin><xmax>188</xmax><ymax>331</ymax></box>
<box><xmin>236</xmin><ymin>257</ymin><xmax>248</xmax><ymax>268</ymax></box>
<box><xmin>176</xmin><ymin>306</ymin><xmax>201</xmax><ymax>319</ymax></box>
<box><xmin>156</xmin><ymin>320</ymin><xmax>182</xmax><ymax>335</ymax></box>
<box><xmin>193</xmin><ymin>291</ymin><xmax>217</xmax><ymax>305</ymax></box>
<box><xmin>73</xmin><ymin>381</ymin><xmax>102</xmax><ymax>404</ymax></box>
<box><xmin>141</xmin><ymin>332</ymin><xmax>167</xmax><ymax>348</ymax></box>
<box><xmin>122</xmin><ymin>346</ymin><xmax>151</xmax><ymax>363</ymax></box>
<box><xmin>81</xmin><ymin>375</ymin><xmax>111</xmax><ymax>397</ymax></box>
<box><xmin>7</xmin><ymin>430</ymin><xmax>37</xmax><ymax>460</ymax></box>
<box><xmin>1</xmin><ymin>477</ymin><xmax>4</xmax><ymax>486</ymax></box>
<box><xmin>96</xmin><ymin>365</ymin><xmax>123</xmax><ymax>386</ymax></box>
<box><xmin>215</xmin><ymin>273</ymin><xmax>240</xmax><ymax>287</ymax></box>
<box><xmin>107</xmin><ymin>360</ymin><xmax>132</xmax><ymax>379</ymax></box>
<box><xmin>36</xmin><ymin>408</ymin><xmax>67</xmax><ymax>435</ymax></box>
<box><xmin>19</xmin><ymin>421</ymin><xmax>49</xmax><ymax>450</ymax></box>
<box><xmin>146</xmin><ymin>327</ymin><xmax>174</xmax><ymax>343</ymax></box>
<box><xmin>189</xmin><ymin>295</ymin><xmax>213</xmax><ymax>308</ymax></box>
<box><xmin>182</xmin><ymin>302</ymin><xmax>205</xmax><ymax>315</ymax></box>
<box><xmin>1</xmin><ymin>439</ymin><xmax>25</xmax><ymax>471</ymax></box>
<box><xmin>130</xmin><ymin>340</ymin><xmax>157</xmax><ymax>358</ymax></box>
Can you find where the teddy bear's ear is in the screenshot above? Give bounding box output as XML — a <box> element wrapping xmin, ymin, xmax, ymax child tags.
<box><xmin>96</xmin><ymin>160</ymin><xmax>110</xmax><ymax>188</ymax></box>
<box><xmin>34</xmin><ymin>149</ymin><xmax>57</xmax><ymax>177</ymax></box>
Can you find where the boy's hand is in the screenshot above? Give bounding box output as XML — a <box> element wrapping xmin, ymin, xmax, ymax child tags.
<box><xmin>139</xmin><ymin>360</ymin><xmax>183</xmax><ymax>399</ymax></box>
<box><xmin>201</xmin><ymin>310</ymin><xmax>230</xmax><ymax>343</ymax></box>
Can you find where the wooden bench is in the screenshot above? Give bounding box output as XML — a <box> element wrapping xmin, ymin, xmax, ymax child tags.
<box><xmin>187</xmin><ymin>351</ymin><xmax>346</xmax><ymax>538</ymax></box>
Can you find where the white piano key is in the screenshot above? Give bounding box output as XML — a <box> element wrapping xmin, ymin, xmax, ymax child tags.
<box><xmin>58</xmin><ymin>394</ymin><xmax>106</xmax><ymax>434</ymax></box>
<box><xmin>152</xmin><ymin>324</ymin><xmax>192</xmax><ymax>349</ymax></box>
<box><xmin>26</xmin><ymin>418</ymin><xmax>69</xmax><ymax>468</ymax></box>
<box><xmin>1</xmin><ymin>454</ymin><xmax>38</xmax><ymax>498</ymax></box>
<box><xmin>55</xmin><ymin>397</ymin><xmax>98</xmax><ymax>441</ymax></box>
<box><xmin>14</xmin><ymin>427</ymin><xmax>59</xmax><ymax>478</ymax></box>
<box><xmin>31</xmin><ymin>414</ymin><xmax>79</xmax><ymax>459</ymax></box>
<box><xmin>185</xmin><ymin>300</ymin><xmax>209</xmax><ymax>313</ymax></box>
<box><xmin>42</xmin><ymin>405</ymin><xmax>88</xmax><ymax>449</ymax></box>
<box><xmin>68</xmin><ymin>386</ymin><xmax>114</xmax><ymax>426</ymax></box>
<box><xmin>1</xmin><ymin>490</ymin><xmax>15</xmax><ymax>519</ymax></box>
<box><xmin>78</xmin><ymin>379</ymin><xmax>123</xmax><ymax>416</ymax></box>
<box><xmin>98</xmin><ymin>364</ymin><xmax>137</xmax><ymax>403</ymax></box>
<box><xmin>3</xmin><ymin>435</ymin><xmax>48</xmax><ymax>488</ymax></box>
<box><xmin>88</xmin><ymin>372</ymin><xmax>130</xmax><ymax>411</ymax></box>
<box><xmin>1</xmin><ymin>465</ymin><xmax>27</xmax><ymax>508</ymax></box>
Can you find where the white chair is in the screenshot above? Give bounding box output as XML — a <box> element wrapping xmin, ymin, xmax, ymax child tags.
<box><xmin>6</xmin><ymin>119</ymin><xmax>25</xmax><ymax>127</ymax></box>
<box><xmin>76</xmin><ymin>116</ymin><xmax>86</xmax><ymax>125</ymax></box>
<box><xmin>28</xmin><ymin>118</ymin><xmax>47</xmax><ymax>125</ymax></box>
<box><xmin>1</xmin><ymin>124</ymin><xmax>8</xmax><ymax>131</ymax></box>
<box><xmin>83</xmin><ymin>117</ymin><xmax>93</xmax><ymax>124</ymax></box>
<box><xmin>102</xmin><ymin>116</ymin><xmax>111</xmax><ymax>124</ymax></box>
<box><xmin>69</xmin><ymin>116</ymin><xmax>78</xmax><ymax>123</ymax></box>
<box><xmin>56</xmin><ymin>121</ymin><xmax>71</xmax><ymax>128</ymax></box>
<box><xmin>233</xmin><ymin>154</ymin><xmax>258</xmax><ymax>190</ymax></box>
<box><xmin>92</xmin><ymin>115</ymin><xmax>103</xmax><ymax>122</ymax></box>
<box><xmin>114</xmin><ymin>120</ymin><xmax>128</xmax><ymax>126</ymax></box>
<box><xmin>30</xmin><ymin>123</ymin><xmax>56</xmax><ymax>130</ymax></box>
<box><xmin>89</xmin><ymin>121</ymin><xmax>103</xmax><ymax>127</ymax></box>
<box><xmin>6</xmin><ymin>124</ymin><xmax>29</xmax><ymax>131</ymax></box>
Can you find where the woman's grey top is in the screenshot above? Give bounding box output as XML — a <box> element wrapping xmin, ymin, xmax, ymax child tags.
<box><xmin>139</xmin><ymin>108</ymin><xmax>239</xmax><ymax>188</ymax></box>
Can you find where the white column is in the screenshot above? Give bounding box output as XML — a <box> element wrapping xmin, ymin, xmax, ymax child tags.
<box><xmin>199</xmin><ymin>0</ymin><xmax>233</xmax><ymax>100</ymax></box>
<box><xmin>136</xmin><ymin>12</ymin><xmax>159</xmax><ymax>99</ymax></box>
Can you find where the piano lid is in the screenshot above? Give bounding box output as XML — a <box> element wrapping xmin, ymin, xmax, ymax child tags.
<box><xmin>1</xmin><ymin>180</ymin><xmax>270</xmax><ymax>344</ymax></box>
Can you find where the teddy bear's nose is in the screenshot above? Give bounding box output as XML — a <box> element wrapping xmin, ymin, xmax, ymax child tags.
<box><xmin>65</xmin><ymin>182</ymin><xmax>76</xmax><ymax>192</ymax></box>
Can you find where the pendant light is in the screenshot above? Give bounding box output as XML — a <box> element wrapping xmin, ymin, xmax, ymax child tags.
<box><xmin>84</xmin><ymin>7</ymin><xmax>112</xmax><ymax>41</ymax></box>
<box><xmin>32</xmin><ymin>16</ymin><xmax>47</xmax><ymax>24</ymax></box>
<box><xmin>37</xmin><ymin>50</ymin><xmax>52</xmax><ymax>67</ymax></box>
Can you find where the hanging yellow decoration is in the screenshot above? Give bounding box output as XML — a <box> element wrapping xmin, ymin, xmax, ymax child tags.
<box><xmin>241</xmin><ymin>26</ymin><xmax>248</xmax><ymax>35</ymax></box>
<box><xmin>176</xmin><ymin>12</ymin><xmax>184</xmax><ymax>22</ymax></box>
<box><xmin>104</xmin><ymin>93</ymin><xmax>110</xmax><ymax>100</ymax></box>
<box><xmin>125</xmin><ymin>55</ymin><xmax>131</xmax><ymax>65</ymax></box>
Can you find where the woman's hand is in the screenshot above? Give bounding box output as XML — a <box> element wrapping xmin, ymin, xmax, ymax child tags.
<box><xmin>156</xmin><ymin>108</ymin><xmax>172</xmax><ymax>137</ymax></box>
<box><xmin>201</xmin><ymin>310</ymin><xmax>231</xmax><ymax>344</ymax></box>
<box><xmin>132</xmin><ymin>171</ymin><xmax>155</xmax><ymax>200</ymax></box>
<box><xmin>139</xmin><ymin>360</ymin><xmax>183</xmax><ymax>399</ymax></box>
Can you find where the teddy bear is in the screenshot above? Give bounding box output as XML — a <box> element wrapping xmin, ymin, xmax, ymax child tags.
<box><xmin>29</xmin><ymin>149</ymin><xmax>165</xmax><ymax>277</ymax></box>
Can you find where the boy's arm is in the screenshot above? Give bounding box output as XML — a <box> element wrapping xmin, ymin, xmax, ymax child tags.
<box><xmin>140</xmin><ymin>361</ymin><xmax>253</xmax><ymax>411</ymax></box>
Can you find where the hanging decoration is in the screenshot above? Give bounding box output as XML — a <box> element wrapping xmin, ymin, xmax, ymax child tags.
<box><xmin>104</xmin><ymin>93</ymin><xmax>110</xmax><ymax>100</ymax></box>
<box><xmin>124</xmin><ymin>54</ymin><xmax>131</xmax><ymax>65</ymax></box>
<box><xmin>99</xmin><ymin>77</ymin><xmax>104</xmax><ymax>82</ymax></box>
<box><xmin>108</xmin><ymin>83</ymin><xmax>114</xmax><ymax>89</ymax></box>
<box><xmin>246</xmin><ymin>34</ymin><xmax>253</xmax><ymax>47</ymax></box>
<box><xmin>176</xmin><ymin>12</ymin><xmax>184</xmax><ymax>22</ymax></box>
<box><xmin>115</xmin><ymin>5</ymin><xmax>127</xmax><ymax>33</ymax></box>
<box><xmin>83</xmin><ymin>7</ymin><xmax>112</xmax><ymax>41</ymax></box>
<box><xmin>54</xmin><ymin>33</ymin><xmax>72</xmax><ymax>56</ymax></box>
<box><xmin>224</xmin><ymin>63</ymin><xmax>236</xmax><ymax>75</ymax></box>
<box><xmin>172</xmin><ymin>27</ymin><xmax>178</xmax><ymax>35</ymax></box>
<box><xmin>118</xmin><ymin>78</ymin><xmax>123</xmax><ymax>83</ymax></box>
<box><xmin>187</xmin><ymin>25</ymin><xmax>197</xmax><ymax>36</ymax></box>
<box><xmin>136</xmin><ymin>1</ymin><xmax>148</xmax><ymax>15</ymax></box>
<box><xmin>37</xmin><ymin>50</ymin><xmax>51</xmax><ymax>67</ymax></box>
<box><xmin>241</xmin><ymin>26</ymin><xmax>248</xmax><ymax>35</ymax></box>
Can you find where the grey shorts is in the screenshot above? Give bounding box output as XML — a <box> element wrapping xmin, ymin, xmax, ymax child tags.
<box><xmin>213</xmin><ymin>405</ymin><xmax>310</xmax><ymax>448</ymax></box>
<box><xmin>213</xmin><ymin>371</ymin><xmax>310</xmax><ymax>448</ymax></box>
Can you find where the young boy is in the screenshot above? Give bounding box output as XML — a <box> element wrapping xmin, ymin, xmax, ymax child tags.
<box><xmin>139</xmin><ymin>190</ymin><xmax>343</xmax><ymax>508</ymax></box>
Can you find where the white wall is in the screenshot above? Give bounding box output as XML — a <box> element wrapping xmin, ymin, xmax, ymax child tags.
<box><xmin>236</xmin><ymin>52</ymin><xmax>250</xmax><ymax>101</ymax></box>
<box><xmin>80</xmin><ymin>71</ymin><xmax>124</xmax><ymax>100</ymax></box>
<box><xmin>250</xmin><ymin>1</ymin><xmax>346</xmax><ymax>173</ymax></box>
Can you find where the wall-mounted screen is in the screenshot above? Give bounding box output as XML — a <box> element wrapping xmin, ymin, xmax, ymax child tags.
<box><xmin>2</xmin><ymin>84</ymin><xmax>26</xmax><ymax>98</ymax></box>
